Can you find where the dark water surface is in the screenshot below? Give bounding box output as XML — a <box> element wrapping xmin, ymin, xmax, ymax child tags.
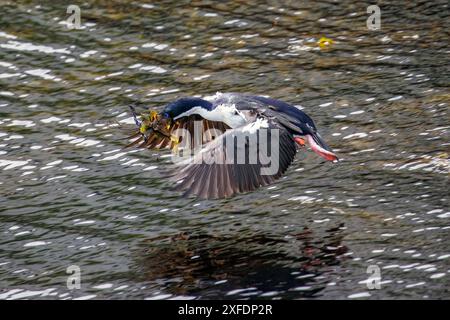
<box><xmin>0</xmin><ymin>1</ymin><xmax>449</xmax><ymax>299</ymax></box>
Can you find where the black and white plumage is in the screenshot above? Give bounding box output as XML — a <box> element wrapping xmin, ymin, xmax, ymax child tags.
<box><xmin>125</xmin><ymin>92</ymin><xmax>338</xmax><ymax>199</ymax></box>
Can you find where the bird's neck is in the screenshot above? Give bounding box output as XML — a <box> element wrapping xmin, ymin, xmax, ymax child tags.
<box><xmin>165</xmin><ymin>97</ymin><xmax>213</xmax><ymax>118</ymax></box>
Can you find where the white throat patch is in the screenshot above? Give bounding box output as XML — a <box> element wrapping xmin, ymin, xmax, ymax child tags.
<box><xmin>174</xmin><ymin>102</ymin><xmax>247</xmax><ymax>128</ymax></box>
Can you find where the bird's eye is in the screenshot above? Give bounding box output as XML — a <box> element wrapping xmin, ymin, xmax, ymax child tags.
<box><xmin>234</xmin><ymin>111</ymin><xmax>239</xmax><ymax>115</ymax></box>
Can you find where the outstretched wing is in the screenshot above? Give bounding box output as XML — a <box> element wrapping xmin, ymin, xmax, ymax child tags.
<box><xmin>171</xmin><ymin>118</ymin><xmax>297</xmax><ymax>199</ymax></box>
<box><xmin>125</xmin><ymin>113</ymin><xmax>230</xmax><ymax>150</ymax></box>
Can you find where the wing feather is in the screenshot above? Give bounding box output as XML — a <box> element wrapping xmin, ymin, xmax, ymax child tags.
<box><xmin>124</xmin><ymin>114</ymin><xmax>230</xmax><ymax>151</ymax></box>
<box><xmin>171</xmin><ymin>119</ymin><xmax>297</xmax><ymax>199</ymax></box>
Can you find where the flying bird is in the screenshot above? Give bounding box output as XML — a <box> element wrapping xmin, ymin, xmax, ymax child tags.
<box><xmin>125</xmin><ymin>92</ymin><xmax>338</xmax><ymax>199</ymax></box>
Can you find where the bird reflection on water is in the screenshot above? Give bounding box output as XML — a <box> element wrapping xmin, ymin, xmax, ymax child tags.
<box><xmin>138</xmin><ymin>224</ymin><xmax>348</xmax><ymax>299</ymax></box>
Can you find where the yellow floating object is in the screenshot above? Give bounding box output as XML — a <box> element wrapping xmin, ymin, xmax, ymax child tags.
<box><xmin>318</xmin><ymin>36</ymin><xmax>334</xmax><ymax>48</ymax></box>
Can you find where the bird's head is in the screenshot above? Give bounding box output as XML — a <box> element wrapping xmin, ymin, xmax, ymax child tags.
<box><xmin>129</xmin><ymin>105</ymin><xmax>173</xmax><ymax>140</ymax></box>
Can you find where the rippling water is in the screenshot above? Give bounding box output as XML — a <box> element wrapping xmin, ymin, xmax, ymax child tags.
<box><xmin>0</xmin><ymin>1</ymin><xmax>449</xmax><ymax>300</ymax></box>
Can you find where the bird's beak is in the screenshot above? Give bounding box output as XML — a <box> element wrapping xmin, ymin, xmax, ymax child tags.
<box><xmin>305</xmin><ymin>132</ymin><xmax>339</xmax><ymax>162</ymax></box>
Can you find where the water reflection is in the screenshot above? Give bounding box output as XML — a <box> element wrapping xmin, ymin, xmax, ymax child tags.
<box><xmin>139</xmin><ymin>224</ymin><xmax>347</xmax><ymax>299</ymax></box>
